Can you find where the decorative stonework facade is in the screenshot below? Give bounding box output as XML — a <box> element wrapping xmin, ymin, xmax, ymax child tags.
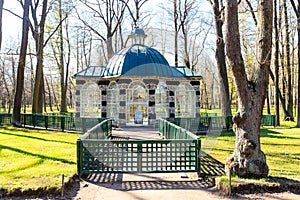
<box><xmin>75</xmin><ymin>77</ymin><xmax>201</xmax><ymax>127</ymax></box>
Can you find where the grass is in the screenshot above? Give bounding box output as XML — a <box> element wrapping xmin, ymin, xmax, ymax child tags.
<box><xmin>0</xmin><ymin>117</ymin><xmax>299</xmax><ymax>194</ymax></box>
<box><xmin>206</xmin><ymin>126</ymin><xmax>300</xmax><ymax>181</ymax></box>
<box><xmin>0</xmin><ymin>126</ymin><xmax>80</xmax><ymax>192</ymax></box>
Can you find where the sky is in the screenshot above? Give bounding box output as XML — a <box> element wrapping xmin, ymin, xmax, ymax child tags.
<box><xmin>2</xmin><ymin>1</ymin><xmax>23</xmax><ymax>44</ymax></box>
<box><xmin>1</xmin><ymin>0</ymin><xmax>213</xmax><ymax>67</ymax></box>
<box><xmin>2</xmin><ymin>0</ymin><xmax>167</xmax><ymax>46</ymax></box>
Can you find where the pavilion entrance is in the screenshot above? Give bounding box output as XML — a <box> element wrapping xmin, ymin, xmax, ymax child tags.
<box><xmin>126</xmin><ymin>81</ymin><xmax>148</xmax><ymax>126</ymax></box>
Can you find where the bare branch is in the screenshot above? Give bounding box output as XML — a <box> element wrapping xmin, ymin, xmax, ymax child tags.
<box><xmin>290</xmin><ymin>0</ymin><xmax>300</xmax><ymax>18</ymax></box>
<box><xmin>245</xmin><ymin>0</ymin><xmax>257</xmax><ymax>26</ymax></box>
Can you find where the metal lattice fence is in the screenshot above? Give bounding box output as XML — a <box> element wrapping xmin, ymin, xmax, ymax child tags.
<box><xmin>77</xmin><ymin>119</ymin><xmax>201</xmax><ymax>176</ymax></box>
<box><xmin>0</xmin><ymin>113</ymin><xmax>106</xmax><ymax>132</ymax></box>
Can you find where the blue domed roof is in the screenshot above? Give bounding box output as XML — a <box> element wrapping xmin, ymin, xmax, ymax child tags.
<box><xmin>107</xmin><ymin>45</ymin><xmax>172</xmax><ymax>76</ymax></box>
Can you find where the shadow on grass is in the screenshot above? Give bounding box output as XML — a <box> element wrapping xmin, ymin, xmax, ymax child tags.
<box><xmin>200</xmin><ymin>151</ymin><xmax>225</xmax><ymax>177</ymax></box>
<box><xmin>0</xmin><ymin>131</ymin><xmax>75</xmax><ymax>145</ymax></box>
<box><xmin>0</xmin><ymin>159</ymin><xmax>44</xmax><ymax>174</ymax></box>
<box><xmin>260</xmin><ymin>128</ymin><xmax>300</xmax><ymax>140</ymax></box>
<box><xmin>218</xmin><ymin>128</ymin><xmax>300</xmax><ymax>140</ymax></box>
<box><xmin>0</xmin><ymin>144</ymin><xmax>76</xmax><ymax>165</ymax></box>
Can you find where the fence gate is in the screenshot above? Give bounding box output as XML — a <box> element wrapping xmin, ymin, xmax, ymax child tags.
<box><xmin>77</xmin><ymin>139</ymin><xmax>201</xmax><ymax>175</ymax></box>
<box><xmin>77</xmin><ymin>119</ymin><xmax>201</xmax><ymax>176</ymax></box>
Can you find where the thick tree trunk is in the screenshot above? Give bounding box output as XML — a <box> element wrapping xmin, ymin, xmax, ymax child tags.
<box><xmin>224</xmin><ymin>0</ymin><xmax>272</xmax><ymax>178</ymax></box>
<box><xmin>12</xmin><ymin>0</ymin><xmax>30</xmax><ymax>126</ymax></box>
<box><xmin>212</xmin><ymin>0</ymin><xmax>232</xmax><ymax>117</ymax></box>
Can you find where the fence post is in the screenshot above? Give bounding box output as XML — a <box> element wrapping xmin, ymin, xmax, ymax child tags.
<box><xmin>61</xmin><ymin>116</ymin><xmax>65</xmax><ymax>132</ymax></box>
<box><xmin>77</xmin><ymin>139</ymin><xmax>82</xmax><ymax>176</ymax></box>
<box><xmin>197</xmin><ymin>138</ymin><xmax>201</xmax><ymax>178</ymax></box>
<box><xmin>45</xmin><ymin>115</ymin><xmax>48</xmax><ymax>130</ymax></box>
<box><xmin>33</xmin><ymin>114</ymin><xmax>36</xmax><ymax>127</ymax></box>
<box><xmin>82</xmin><ymin>118</ymin><xmax>87</xmax><ymax>133</ymax></box>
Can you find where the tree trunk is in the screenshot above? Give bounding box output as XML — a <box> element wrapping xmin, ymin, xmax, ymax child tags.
<box><xmin>211</xmin><ymin>0</ymin><xmax>232</xmax><ymax>117</ymax></box>
<box><xmin>0</xmin><ymin>0</ymin><xmax>4</xmax><ymax>50</ymax></box>
<box><xmin>63</xmin><ymin>18</ymin><xmax>71</xmax><ymax>113</ymax></box>
<box><xmin>106</xmin><ymin>35</ymin><xmax>114</xmax><ymax>61</ymax></box>
<box><xmin>32</xmin><ymin>0</ymin><xmax>48</xmax><ymax>114</ymax></box>
<box><xmin>224</xmin><ymin>0</ymin><xmax>272</xmax><ymax>178</ymax></box>
<box><xmin>173</xmin><ymin>0</ymin><xmax>180</xmax><ymax>67</ymax></box>
<box><xmin>183</xmin><ymin>27</ymin><xmax>190</xmax><ymax>69</ymax></box>
<box><xmin>274</xmin><ymin>0</ymin><xmax>280</xmax><ymax>126</ymax></box>
<box><xmin>45</xmin><ymin>76</ymin><xmax>53</xmax><ymax>112</ymax></box>
<box><xmin>59</xmin><ymin>0</ymin><xmax>67</xmax><ymax>113</ymax></box>
<box><xmin>266</xmin><ymin>88</ymin><xmax>271</xmax><ymax>115</ymax></box>
<box><xmin>297</xmin><ymin>0</ymin><xmax>300</xmax><ymax>127</ymax></box>
<box><xmin>12</xmin><ymin>0</ymin><xmax>30</xmax><ymax>126</ymax></box>
<box><xmin>283</xmin><ymin>0</ymin><xmax>294</xmax><ymax>121</ymax></box>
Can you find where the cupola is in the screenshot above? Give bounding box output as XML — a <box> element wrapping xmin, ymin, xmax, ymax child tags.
<box><xmin>129</xmin><ymin>26</ymin><xmax>147</xmax><ymax>45</ymax></box>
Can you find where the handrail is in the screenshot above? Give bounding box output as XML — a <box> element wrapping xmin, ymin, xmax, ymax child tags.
<box><xmin>80</xmin><ymin>118</ymin><xmax>112</xmax><ymax>140</ymax></box>
<box><xmin>158</xmin><ymin>118</ymin><xmax>198</xmax><ymax>140</ymax></box>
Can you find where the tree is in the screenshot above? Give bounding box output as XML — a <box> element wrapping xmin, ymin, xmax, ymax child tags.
<box><xmin>274</xmin><ymin>0</ymin><xmax>280</xmax><ymax>126</ymax></box>
<box><xmin>12</xmin><ymin>0</ymin><xmax>30</xmax><ymax>126</ymax></box>
<box><xmin>224</xmin><ymin>0</ymin><xmax>272</xmax><ymax>177</ymax></box>
<box><xmin>208</xmin><ymin>0</ymin><xmax>232</xmax><ymax>117</ymax></box>
<box><xmin>290</xmin><ymin>0</ymin><xmax>300</xmax><ymax>127</ymax></box>
<box><xmin>162</xmin><ymin>0</ymin><xmax>183</xmax><ymax>67</ymax></box>
<box><xmin>172</xmin><ymin>0</ymin><xmax>180</xmax><ymax>67</ymax></box>
<box><xmin>77</xmin><ymin>0</ymin><xmax>127</xmax><ymax>61</ymax></box>
<box><xmin>31</xmin><ymin>0</ymin><xmax>48</xmax><ymax>113</ymax></box>
<box><xmin>283</xmin><ymin>0</ymin><xmax>294</xmax><ymax>121</ymax></box>
<box><xmin>122</xmin><ymin>0</ymin><xmax>148</xmax><ymax>27</ymax></box>
<box><xmin>0</xmin><ymin>0</ymin><xmax>4</xmax><ymax>50</ymax></box>
<box><xmin>177</xmin><ymin>0</ymin><xmax>198</xmax><ymax>69</ymax></box>
<box><xmin>49</xmin><ymin>0</ymin><xmax>72</xmax><ymax>113</ymax></box>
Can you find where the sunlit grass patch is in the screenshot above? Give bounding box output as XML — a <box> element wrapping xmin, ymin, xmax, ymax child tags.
<box><xmin>207</xmin><ymin>127</ymin><xmax>300</xmax><ymax>180</ymax></box>
<box><xmin>0</xmin><ymin>126</ymin><xmax>80</xmax><ymax>192</ymax></box>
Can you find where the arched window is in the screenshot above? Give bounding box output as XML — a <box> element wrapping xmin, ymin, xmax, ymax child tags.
<box><xmin>80</xmin><ymin>82</ymin><xmax>101</xmax><ymax>117</ymax></box>
<box><xmin>107</xmin><ymin>82</ymin><xmax>119</xmax><ymax>119</ymax></box>
<box><xmin>155</xmin><ymin>82</ymin><xmax>169</xmax><ymax>118</ymax></box>
<box><xmin>127</xmin><ymin>81</ymin><xmax>148</xmax><ymax>125</ymax></box>
<box><xmin>176</xmin><ymin>83</ymin><xmax>195</xmax><ymax>118</ymax></box>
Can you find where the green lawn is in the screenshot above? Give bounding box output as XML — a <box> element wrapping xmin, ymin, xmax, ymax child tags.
<box><xmin>1</xmin><ymin>123</ymin><xmax>299</xmax><ymax>194</ymax></box>
<box><xmin>207</xmin><ymin>126</ymin><xmax>300</xmax><ymax>181</ymax></box>
<box><xmin>0</xmin><ymin>126</ymin><xmax>80</xmax><ymax>192</ymax></box>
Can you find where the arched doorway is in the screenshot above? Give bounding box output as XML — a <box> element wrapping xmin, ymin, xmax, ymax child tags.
<box><xmin>127</xmin><ymin>81</ymin><xmax>148</xmax><ymax>126</ymax></box>
<box><xmin>176</xmin><ymin>82</ymin><xmax>195</xmax><ymax>118</ymax></box>
<box><xmin>155</xmin><ymin>82</ymin><xmax>169</xmax><ymax>118</ymax></box>
<box><xmin>80</xmin><ymin>82</ymin><xmax>101</xmax><ymax>117</ymax></box>
<box><xmin>107</xmin><ymin>81</ymin><xmax>119</xmax><ymax>119</ymax></box>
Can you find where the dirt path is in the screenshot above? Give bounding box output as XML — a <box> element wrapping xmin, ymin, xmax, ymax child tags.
<box><xmin>69</xmin><ymin>173</ymin><xmax>300</xmax><ymax>200</ymax></box>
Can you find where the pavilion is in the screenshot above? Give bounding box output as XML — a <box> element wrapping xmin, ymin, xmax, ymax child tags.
<box><xmin>73</xmin><ymin>27</ymin><xmax>202</xmax><ymax>127</ymax></box>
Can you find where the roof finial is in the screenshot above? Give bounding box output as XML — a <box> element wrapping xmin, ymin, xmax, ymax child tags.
<box><xmin>129</xmin><ymin>26</ymin><xmax>147</xmax><ymax>46</ymax></box>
